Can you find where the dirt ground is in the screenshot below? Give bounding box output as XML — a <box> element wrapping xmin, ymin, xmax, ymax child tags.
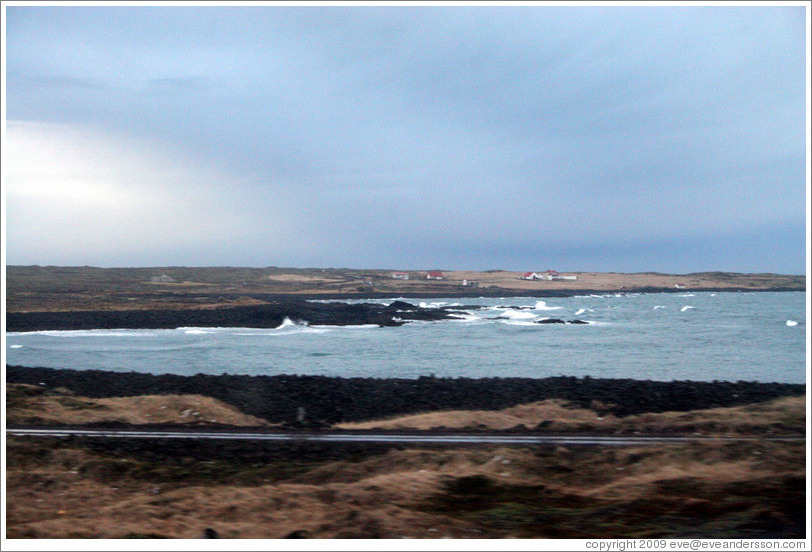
<box><xmin>5</xmin><ymin>385</ymin><xmax>806</xmax><ymax>539</ymax></box>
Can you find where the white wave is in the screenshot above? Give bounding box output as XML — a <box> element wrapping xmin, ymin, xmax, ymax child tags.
<box><xmin>235</xmin><ymin>326</ymin><xmax>333</xmax><ymax>336</ymax></box>
<box><xmin>575</xmin><ymin>308</ymin><xmax>586</xmax><ymax>316</ymax></box>
<box><xmin>534</xmin><ymin>301</ymin><xmax>562</xmax><ymax>311</ymax></box>
<box><xmin>178</xmin><ymin>326</ymin><xmax>267</xmax><ymax>334</ymax></box>
<box><xmin>10</xmin><ymin>329</ymin><xmax>155</xmax><ymax>338</ymax></box>
<box><xmin>500</xmin><ymin>319</ymin><xmax>538</xmax><ymax>326</ymax></box>
<box><xmin>680</xmin><ymin>306</ymin><xmax>695</xmax><ymax>312</ymax></box>
<box><xmin>653</xmin><ymin>306</ymin><xmax>666</xmax><ymax>310</ymax></box>
<box><xmin>9</xmin><ymin>344</ymin><xmax>23</xmax><ymax>348</ymax></box>
<box><xmin>678</xmin><ymin>293</ymin><xmax>696</xmax><ymax>297</ymax></box>
<box><xmin>786</xmin><ymin>320</ymin><xmax>799</xmax><ymax>327</ymax></box>
<box><xmin>309</xmin><ymin>324</ymin><xmax>378</xmax><ymax>330</ymax></box>
<box><xmin>221</xmin><ymin>318</ymin><xmax>323</xmax><ymax>336</ymax></box>
<box><xmin>499</xmin><ymin>309</ymin><xmax>538</xmax><ymax>319</ymax></box>
<box><xmin>450</xmin><ymin>312</ymin><xmax>484</xmax><ymax>323</ymax></box>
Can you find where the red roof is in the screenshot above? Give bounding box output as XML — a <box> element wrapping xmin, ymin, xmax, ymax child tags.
<box><xmin>428</xmin><ymin>271</ymin><xmax>443</xmax><ymax>277</ymax></box>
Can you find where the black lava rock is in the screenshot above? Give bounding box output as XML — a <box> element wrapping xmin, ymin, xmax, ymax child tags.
<box><xmin>6</xmin><ymin>366</ymin><xmax>804</xmax><ymax>423</ymax></box>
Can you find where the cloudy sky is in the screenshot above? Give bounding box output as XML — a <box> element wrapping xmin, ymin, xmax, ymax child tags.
<box><xmin>3</xmin><ymin>2</ymin><xmax>808</xmax><ymax>273</ymax></box>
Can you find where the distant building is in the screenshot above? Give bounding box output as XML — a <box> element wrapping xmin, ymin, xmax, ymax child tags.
<box><xmin>392</xmin><ymin>272</ymin><xmax>410</xmax><ymax>280</ymax></box>
<box><xmin>521</xmin><ymin>270</ymin><xmax>576</xmax><ymax>281</ymax></box>
<box><xmin>426</xmin><ymin>271</ymin><xmax>444</xmax><ymax>280</ymax></box>
<box><xmin>545</xmin><ymin>270</ymin><xmax>577</xmax><ymax>280</ymax></box>
<box><xmin>674</xmin><ymin>283</ymin><xmax>687</xmax><ymax>289</ymax></box>
<box><xmin>461</xmin><ymin>279</ymin><xmax>479</xmax><ymax>287</ymax></box>
<box><xmin>150</xmin><ymin>274</ymin><xmax>176</xmax><ymax>283</ymax></box>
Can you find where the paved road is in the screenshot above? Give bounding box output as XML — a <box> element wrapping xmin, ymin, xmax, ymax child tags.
<box><xmin>6</xmin><ymin>427</ymin><xmax>804</xmax><ymax>446</ymax></box>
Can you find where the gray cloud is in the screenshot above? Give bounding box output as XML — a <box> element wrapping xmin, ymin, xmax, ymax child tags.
<box><xmin>4</xmin><ymin>4</ymin><xmax>807</xmax><ymax>272</ymax></box>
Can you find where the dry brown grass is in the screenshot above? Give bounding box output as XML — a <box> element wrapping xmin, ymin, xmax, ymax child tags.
<box><xmin>7</xmin><ymin>268</ymin><xmax>802</xmax><ymax>312</ymax></box>
<box><xmin>5</xmin><ymin>437</ymin><xmax>804</xmax><ymax>539</ymax></box>
<box><xmin>335</xmin><ymin>396</ymin><xmax>806</xmax><ymax>436</ymax></box>
<box><xmin>6</xmin><ymin>384</ymin><xmax>271</xmax><ymax>426</ymax></box>
<box><xmin>266</xmin><ymin>274</ymin><xmax>344</xmax><ymax>283</ymax></box>
<box><xmin>5</xmin><ymin>388</ymin><xmax>806</xmax><ymax>538</ymax></box>
<box><xmin>426</xmin><ymin>270</ymin><xmax>799</xmax><ymax>292</ymax></box>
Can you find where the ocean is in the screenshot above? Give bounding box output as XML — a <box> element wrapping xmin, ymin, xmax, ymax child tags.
<box><xmin>5</xmin><ymin>291</ymin><xmax>807</xmax><ymax>384</ymax></box>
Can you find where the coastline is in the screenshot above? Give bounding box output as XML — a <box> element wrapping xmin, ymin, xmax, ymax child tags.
<box><xmin>257</xmin><ymin>286</ymin><xmax>806</xmax><ymax>300</ymax></box>
<box><xmin>6</xmin><ymin>266</ymin><xmax>805</xmax><ymax>314</ymax></box>
<box><xmin>6</xmin><ymin>287</ymin><xmax>806</xmax><ymax>332</ymax></box>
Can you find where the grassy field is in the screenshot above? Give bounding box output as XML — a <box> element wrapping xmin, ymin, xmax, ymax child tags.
<box><xmin>6</xmin><ymin>265</ymin><xmax>805</xmax><ymax>312</ymax></box>
<box><xmin>5</xmin><ymin>384</ymin><xmax>806</xmax><ymax>539</ymax></box>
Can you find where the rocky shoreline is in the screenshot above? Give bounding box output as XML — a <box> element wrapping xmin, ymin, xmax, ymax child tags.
<box><xmin>6</xmin><ymin>366</ymin><xmax>804</xmax><ymax>426</ymax></box>
<box><xmin>6</xmin><ymin>289</ymin><xmax>803</xmax><ymax>332</ymax></box>
<box><xmin>5</xmin><ymin>299</ymin><xmax>477</xmax><ymax>332</ymax></box>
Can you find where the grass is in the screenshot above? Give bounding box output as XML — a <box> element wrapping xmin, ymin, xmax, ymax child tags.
<box><xmin>6</xmin><ymin>266</ymin><xmax>804</xmax><ymax>313</ymax></box>
<box><xmin>5</xmin><ymin>388</ymin><xmax>807</xmax><ymax>539</ymax></box>
<box><xmin>335</xmin><ymin>395</ymin><xmax>806</xmax><ymax>436</ymax></box>
<box><xmin>6</xmin><ymin>384</ymin><xmax>271</xmax><ymax>426</ymax></box>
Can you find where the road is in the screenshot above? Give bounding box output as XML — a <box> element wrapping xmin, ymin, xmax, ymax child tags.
<box><xmin>6</xmin><ymin>427</ymin><xmax>804</xmax><ymax>446</ymax></box>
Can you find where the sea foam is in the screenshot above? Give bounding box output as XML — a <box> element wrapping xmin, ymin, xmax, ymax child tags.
<box><xmin>499</xmin><ymin>309</ymin><xmax>538</xmax><ymax>319</ymax></box>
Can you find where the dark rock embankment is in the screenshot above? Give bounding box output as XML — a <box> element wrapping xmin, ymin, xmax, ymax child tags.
<box><xmin>6</xmin><ymin>366</ymin><xmax>804</xmax><ymax>426</ymax></box>
<box><xmin>5</xmin><ymin>300</ymin><xmax>472</xmax><ymax>332</ymax></box>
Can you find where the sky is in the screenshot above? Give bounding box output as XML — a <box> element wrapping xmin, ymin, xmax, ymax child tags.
<box><xmin>2</xmin><ymin>2</ymin><xmax>809</xmax><ymax>273</ymax></box>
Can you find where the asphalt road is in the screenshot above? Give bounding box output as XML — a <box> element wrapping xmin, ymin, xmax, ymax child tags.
<box><xmin>6</xmin><ymin>427</ymin><xmax>803</xmax><ymax>446</ymax></box>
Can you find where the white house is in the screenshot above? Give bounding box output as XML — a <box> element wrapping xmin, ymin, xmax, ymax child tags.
<box><xmin>546</xmin><ymin>270</ymin><xmax>577</xmax><ymax>280</ymax></box>
<box><xmin>392</xmin><ymin>272</ymin><xmax>410</xmax><ymax>280</ymax></box>
<box><xmin>521</xmin><ymin>270</ymin><xmax>577</xmax><ymax>281</ymax></box>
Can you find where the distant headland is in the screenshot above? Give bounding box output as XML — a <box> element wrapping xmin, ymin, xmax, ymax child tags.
<box><xmin>5</xmin><ymin>266</ymin><xmax>804</xmax><ymax>314</ymax></box>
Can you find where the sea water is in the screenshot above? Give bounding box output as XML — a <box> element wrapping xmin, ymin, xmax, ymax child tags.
<box><xmin>5</xmin><ymin>292</ymin><xmax>807</xmax><ymax>383</ymax></box>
